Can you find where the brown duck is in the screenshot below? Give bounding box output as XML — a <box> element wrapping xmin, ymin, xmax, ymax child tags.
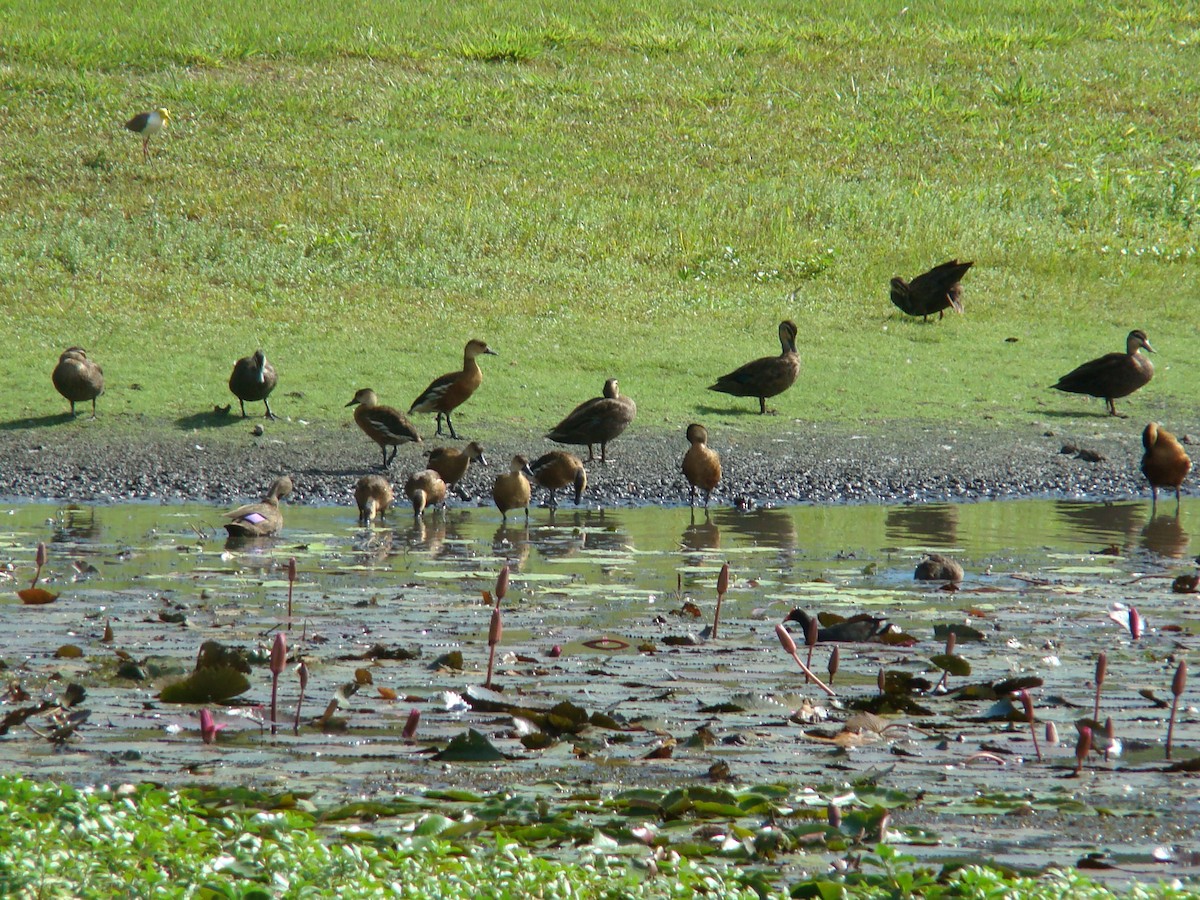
<box><xmin>427</xmin><ymin>441</ymin><xmax>488</xmax><ymax>493</ymax></box>
<box><xmin>1141</xmin><ymin>423</ymin><xmax>1191</xmax><ymax>513</ymax></box>
<box><xmin>682</xmin><ymin>423</ymin><xmax>721</xmax><ymax>509</ymax></box>
<box><xmin>1051</xmin><ymin>329</ymin><xmax>1154</xmax><ymax>417</ymax></box>
<box><xmin>529</xmin><ymin>451</ymin><xmax>587</xmax><ymax>508</ymax></box>
<box><xmin>229</xmin><ymin>349</ymin><xmax>278</xmax><ymax>419</ymax></box>
<box><xmin>890</xmin><ymin>259</ymin><xmax>974</xmax><ymax>321</ymax></box>
<box><xmin>52</xmin><ymin>347</ymin><xmax>104</xmax><ymax>418</ymax></box>
<box><xmin>493</xmin><ymin>454</ymin><xmax>534</xmax><ymax>524</ymax></box>
<box><xmin>546</xmin><ymin>378</ymin><xmax>637</xmax><ymax>463</ymax></box>
<box><xmin>354</xmin><ymin>474</ymin><xmax>394</xmax><ymax>524</ymax></box>
<box><xmin>709</xmin><ymin>320</ymin><xmax>800</xmax><ymax>414</ymax></box>
<box><xmin>405</xmin><ymin>469</ymin><xmax>448</xmax><ymax>518</ymax></box>
<box><xmin>224</xmin><ymin>476</ymin><xmax>293</xmax><ymax>537</ymax></box>
<box><xmin>409</xmin><ymin>339</ymin><xmax>497</xmax><ymax>439</ymax></box>
<box><xmin>346</xmin><ymin>389</ymin><xmax>422</xmax><ymax>468</ymax></box>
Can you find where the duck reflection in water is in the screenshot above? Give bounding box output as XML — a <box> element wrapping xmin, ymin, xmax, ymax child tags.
<box><xmin>406</xmin><ymin>515</ymin><xmax>447</xmax><ymax>556</ymax></box>
<box><xmin>1054</xmin><ymin>500</ymin><xmax>1144</xmax><ymax>555</ymax></box>
<box><xmin>681</xmin><ymin>509</ymin><xmax>721</xmax><ymax>552</ymax></box>
<box><xmin>711</xmin><ymin>506</ymin><xmax>796</xmax><ymax>549</ymax></box>
<box><xmin>533</xmin><ymin>509</ymin><xmax>630</xmax><ymax>561</ymax></box>
<box><xmin>885</xmin><ymin>503</ymin><xmax>958</xmax><ymax>547</ymax></box>
<box><xmin>53</xmin><ymin>504</ymin><xmax>101</xmax><ymax>543</ymax></box>
<box><xmin>1141</xmin><ymin>513</ymin><xmax>1190</xmax><ymax>559</ymax></box>
<box><xmin>492</xmin><ymin>524</ymin><xmax>532</xmax><ymax>571</ymax></box>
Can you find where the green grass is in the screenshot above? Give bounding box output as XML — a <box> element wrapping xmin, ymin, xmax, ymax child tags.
<box><xmin>1</xmin><ymin>1</ymin><xmax>1199</xmax><ymax>439</ymax></box>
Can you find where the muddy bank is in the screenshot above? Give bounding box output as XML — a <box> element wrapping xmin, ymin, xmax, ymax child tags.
<box><xmin>0</xmin><ymin>413</ymin><xmax>1185</xmax><ymax>508</ymax></box>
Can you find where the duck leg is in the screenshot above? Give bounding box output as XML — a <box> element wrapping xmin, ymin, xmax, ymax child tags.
<box><xmin>239</xmin><ymin>399</ymin><xmax>249</xmax><ymax>417</ymax></box>
<box><xmin>263</xmin><ymin>398</ymin><xmax>277</xmax><ymax>421</ymax></box>
<box><xmin>758</xmin><ymin>397</ymin><xmax>767</xmax><ymax>415</ymax></box>
<box><xmin>445</xmin><ymin>413</ymin><xmax>459</xmax><ymax>440</ymax></box>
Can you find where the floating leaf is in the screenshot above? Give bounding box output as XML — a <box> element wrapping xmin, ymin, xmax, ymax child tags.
<box><xmin>17</xmin><ymin>588</ymin><xmax>58</xmax><ymax>605</ymax></box>
<box><xmin>434</xmin><ymin>728</ymin><xmax>508</xmax><ymax>761</ymax></box>
<box><xmin>160</xmin><ymin>666</ymin><xmax>251</xmax><ymax>703</ymax></box>
<box><xmin>930</xmin><ymin>654</ymin><xmax>971</xmax><ymax>677</ymax></box>
<box><xmin>54</xmin><ymin>645</ymin><xmax>84</xmax><ymax>659</ymax></box>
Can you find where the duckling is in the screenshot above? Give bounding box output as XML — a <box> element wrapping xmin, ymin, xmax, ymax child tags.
<box><xmin>546</xmin><ymin>378</ymin><xmax>637</xmax><ymax>463</ymax></box>
<box><xmin>493</xmin><ymin>455</ymin><xmax>534</xmax><ymax>524</ymax></box>
<box><xmin>405</xmin><ymin>468</ymin><xmax>448</xmax><ymax>518</ymax></box>
<box><xmin>52</xmin><ymin>347</ymin><xmax>104</xmax><ymax>418</ymax></box>
<box><xmin>529</xmin><ymin>451</ymin><xmax>587</xmax><ymax>509</ymax></box>
<box><xmin>409</xmin><ymin>339</ymin><xmax>498</xmax><ymax>439</ymax></box>
<box><xmin>1051</xmin><ymin>329</ymin><xmax>1154</xmax><ymax>417</ymax></box>
<box><xmin>125</xmin><ymin>108</ymin><xmax>170</xmax><ymax>161</ymax></box>
<box><xmin>224</xmin><ymin>476</ymin><xmax>293</xmax><ymax>537</ymax></box>
<box><xmin>229</xmin><ymin>349</ymin><xmax>278</xmax><ymax>420</ymax></box>
<box><xmin>890</xmin><ymin>259</ymin><xmax>974</xmax><ymax>321</ymax></box>
<box><xmin>708</xmin><ymin>320</ymin><xmax>800</xmax><ymax>415</ymax></box>
<box><xmin>354</xmin><ymin>474</ymin><xmax>394</xmax><ymax>525</ymax></box>
<box><xmin>346</xmin><ymin>388</ymin><xmax>422</xmax><ymax>469</ymax></box>
<box><xmin>1142</xmin><ymin>423</ymin><xmax>1191</xmax><ymax>514</ymax></box>
<box><xmin>682</xmin><ymin>423</ymin><xmax>721</xmax><ymax>509</ymax></box>
<box><xmin>427</xmin><ymin>441</ymin><xmax>488</xmax><ymax>495</ymax></box>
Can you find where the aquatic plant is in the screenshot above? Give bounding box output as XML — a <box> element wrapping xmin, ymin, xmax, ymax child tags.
<box><xmin>1167</xmin><ymin>660</ymin><xmax>1187</xmax><ymax>760</ymax></box>
<box><xmin>711</xmin><ymin>562</ymin><xmax>730</xmax><ymax>638</ymax></box>
<box><xmin>270</xmin><ymin>632</ymin><xmax>287</xmax><ymax>736</ymax></box>
<box><xmin>774</xmin><ymin>622</ymin><xmax>836</xmax><ymax>697</ymax></box>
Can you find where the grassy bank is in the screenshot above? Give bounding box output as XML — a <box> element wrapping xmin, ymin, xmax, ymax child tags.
<box><xmin>1</xmin><ymin>2</ymin><xmax>1198</xmax><ymax>438</ymax></box>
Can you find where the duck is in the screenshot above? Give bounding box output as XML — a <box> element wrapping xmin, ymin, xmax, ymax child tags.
<box><xmin>346</xmin><ymin>389</ymin><xmax>422</xmax><ymax>468</ymax></box>
<box><xmin>708</xmin><ymin>320</ymin><xmax>800</xmax><ymax>414</ymax></box>
<box><xmin>682</xmin><ymin>423</ymin><xmax>721</xmax><ymax>509</ymax></box>
<box><xmin>409</xmin><ymin>339</ymin><xmax>497</xmax><ymax>439</ymax></box>
<box><xmin>890</xmin><ymin>259</ymin><xmax>974</xmax><ymax>321</ymax></box>
<box><xmin>427</xmin><ymin>442</ymin><xmax>488</xmax><ymax>495</ymax></box>
<box><xmin>914</xmin><ymin>553</ymin><xmax>964</xmax><ymax>582</ymax></box>
<box><xmin>52</xmin><ymin>347</ymin><xmax>104</xmax><ymax>418</ymax></box>
<box><xmin>229</xmin><ymin>349</ymin><xmax>278</xmax><ymax>420</ymax></box>
<box><xmin>493</xmin><ymin>455</ymin><xmax>534</xmax><ymax>524</ymax></box>
<box><xmin>529</xmin><ymin>451</ymin><xmax>587</xmax><ymax>508</ymax></box>
<box><xmin>125</xmin><ymin>108</ymin><xmax>170</xmax><ymax>161</ymax></box>
<box><xmin>354</xmin><ymin>474</ymin><xmax>394</xmax><ymax>525</ymax></box>
<box><xmin>1142</xmin><ymin>423</ymin><xmax>1191</xmax><ymax>513</ymax></box>
<box><xmin>404</xmin><ymin>469</ymin><xmax>448</xmax><ymax>518</ymax></box>
<box><xmin>1051</xmin><ymin>329</ymin><xmax>1154</xmax><ymax>417</ymax></box>
<box><xmin>546</xmin><ymin>378</ymin><xmax>637</xmax><ymax>463</ymax></box>
<box><xmin>224</xmin><ymin>476</ymin><xmax>293</xmax><ymax>537</ymax></box>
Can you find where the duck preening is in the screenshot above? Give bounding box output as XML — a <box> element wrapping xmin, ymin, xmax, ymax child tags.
<box><xmin>224</xmin><ymin>476</ymin><xmax>293</xmax><ymax>537</ymax></box>
<box><xmin>890</xmin><ymin>259</ymin><xmax>973</xmax><ymax>321</ymax></box>
<box><xmin>405</xmin><ymin>469</ymin><xmax>448</xmax><ymax>518</ymax></box>
<box><xmin>682</xmin><ymin>423</ymin><xmax>721</xmax><ymax>509</ymax></box>
<box><xmin>545</xmin><ymin>378</ymin><xmax>636</xmax><ymax>463</ymax></box>
<box><xmin>52</xmin><ymin>347</ymin><xmax>104</xmax><ymax>418</ymax></box>
<box><xmin>708</xmin><ymin>320</ymin><xmax>800</xmax><ymax>415</ymax></box>
<box><xmin>346</xmin><ymin>388</ymin><xmax>421</xmax><ymax>468</ymax></box>
<box><xmin>1051</xmin><ymin>329</ymin><xmax>1154</xmax><ymax>417</ymax></box>
<box><xmin>229</xmin><ymin>349</ymin><xmax>277</xmax><ymax>419</ymax></box>
<box><xmin>493</xmin><ymin>455</ymin><xmax>534</xmax><ymax>524</ymax></box>
<box><xmin>1142</xmin><ymin>423</ymin><xmax>1191</xmax><ymax>514</ymax></box>
<box><xmin>529</xmin><ymin>451</ymin><xmax>587</xmax><ymax>508</ymax></box>
<box><xmin>125</xmin><ymin>108</ymin><xmax>170</xmax><ymax>161</ymax></box>
<box><xmin>409</xmin><ymin>339</ymin><xmax>497</xmax><ymax>439</ymax></box>
<box><xmin>354</xmin><ymin>474</ymin><xmax>394</xmax><ymax>524</ymax></box>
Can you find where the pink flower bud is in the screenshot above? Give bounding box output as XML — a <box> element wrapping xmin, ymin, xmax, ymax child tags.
<box><xmin>35</xmin><ymin>542</ymin><xmax>47</xmax><ymax>569</ymax></box>
<box><xmin>805</xmin><ymin>616</ymin><xmax>818</xmax><ymax>648</ymax></box>
<box><xmin>1095</xmin><ymin>651</ymin><xmax>1107</xmax><ymax>687</ymax></box>
<box><xmin>774</xmin><ymin>622</ymin><xmax>797</xmax><ymax>655</ymax></box>
<box><xmin>288</xmin><ymin>557</ymin><xmax>297</xmax><ymax>583</ymax></box>
<box><xmin>199</xmin><ymin>709</ymin><xmax>225</xmax><ymax>745</ymax></box>
<box><xmin>297</xmin><ymin>660</ymin><xmax>309</xmax><ymax>691</ymax></box>
<box><xmin>1173</xmin><ymin>661</ymin><xmax>1187</xmax><ymax>698</ymax></box>
<box><xmin>1128</xmin><ymin>607</ymin><xmax>1142</xmax><ymax>641</ymax></box>
<box><xmin>717</xmin><ymin>563</ymin><xmax>729</xmax><ymax>597</ymax></box>
<box><xmin>495</xmin><ymin>564</ymin><xmax>509</xmax><ymax>603</ymax></box>
<box><xmin>270</xmin><ymin>633</ymin><xmax>287</xmax><ymax>676</ymax></box>
<box><xmin>402</xmin><ymin>708</ymin><xmax>420</xmax><ymax>739</ymax></box>
<box><xmin>488</xmin><ymin>608</ymin><xmax>503</xmax><ymax>646</ymax></box>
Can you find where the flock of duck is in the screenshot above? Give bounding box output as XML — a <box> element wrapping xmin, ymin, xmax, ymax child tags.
<box><xmin>48</xmin><ymin>259</ymin><xmax>1189</xmax><ymax>536</ymax></box>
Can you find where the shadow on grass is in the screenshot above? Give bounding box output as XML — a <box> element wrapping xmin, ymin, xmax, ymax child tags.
<box><xmin>693</xmin><ymin>404</ymin><xmax>769</xmax><ymax>417</ymax></box>
<box><xmin>174</xmin><ymin>407</ymin><xmax>241</xmax><ymax>430</ymax></box>
<box><xmin>0</xmin><ymin>412</ymin><xmax>80</xmax><ymax>430</ymax></box>
<box><xmin>1039</xmin><ymin>408</ymin><xmax>1119</xmax><ymax>420</ymax></box>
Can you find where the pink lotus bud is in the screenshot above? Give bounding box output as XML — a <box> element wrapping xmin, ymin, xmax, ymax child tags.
<box><xmin>827</xmin><ymin>803</ymin><xmax>842</xmax><ymax>828</ymax></box>
<box><xmin>1045</xmin><ymin>721</ymin><xmax>1058</xmax><ymax>744</ymax></box>
<box><xmin>549</xmin><ymin>645</ymin><xmax>562</xmax><ymax>658</ymax></box>
<box><xmin>35</xmin><ymin>542</ymin><xmax>47</xmax><ymax>569</ymax></box>
<box><xmin>402</xmin><ymin>708</ymin><xmax>420</xmax><ymax>739</ymax></box>
<box><xmin>495</xmin><ymin>564</ymin><xmax>509</xmax><ymax>603</ymax></box>
<box><xmin>1075</xmin><ymin>725</ymin><xmax>1092</xmax><ymax>769</ymax></box>
<box><xmin>270</xmin><ymin>633</ymin><xmax>287</xmax><ymax>676</ymax></box>
<box><xmin>288</xmin><ymin>557</ymin><xmax>297</xmax><ymax>583</ymax></box>
<box><xmin>717</xmin><ymin>563</ymin><xmax>729</xmax><ymax>597</ymax></box>
<box><xmin>945</xmin><ymin>631</ymin><xmax>956</xmax><ymax>655</ymax></box>
<box><xmin>805</xmin><ymin>616</ymin><xmax>818</xmax><ymax>648</ymax></box>
<box><xmin>1017</xmin><ymin>690</ymin><xmax>1034</xmax><ymax>722</ymax></box>
<box><xmin>488</xmin><ymin>608</ymin><xmax>503</xmax><ymax>646</ymax></box>
<box><xmin>1128</xmin><ymin>607</ymin><xmax>1142</xmax><ymax>640</ymax></box>
<box><xmin>1173</xmin><ymin>661</ymin><xmax>1187</xmax><ymax>698</ymax></box>
<box><xmin>827</xmin><ymin>646</ymin><xmax>840</xmax><ymax>681</ymax></box>
<box><xmin>297</xmin><ymin>660</ymin><xmax>309</xmax><ymax>691</ymax></box>
<box><xmin>1095</xmin><ymin>651</ymin><xmax>1107</xmax><ymax>687</ymax></box>
<box><xmin>774</xmin><ymin>623</ymin><xmax>797</xmax><ymax>655</ymax></box>
<box><xmin>199</xmin><ymin>709</ymin><xmax>225</xmax><ymax>745</ymax></box>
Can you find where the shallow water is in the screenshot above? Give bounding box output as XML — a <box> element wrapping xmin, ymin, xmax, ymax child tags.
<box><xmin>1</xmin><ymin>496</ymin><xmax>1198</xmax><ymax>881</ymax></box>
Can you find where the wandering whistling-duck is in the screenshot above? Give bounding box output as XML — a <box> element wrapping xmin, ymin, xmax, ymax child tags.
<box><xmin>682</xmin><ymin>423</ymin><xmax>721</xmax><ymax>509</ymax></box>
<box><xmin>409</xmin><ymin>339</ymin><xmax>497</xmax><ymax>439</ymax></box>
<box><xmin>493</xmin><ymin>455</ymin><xmax>534</xmax><ymax>524</ymax></box>
<box><xmin>354</xmin><ymin>474</ymin><xmax>394</xmax><ymax>524</ymax></box>
<box><xmin>346</xmin><ymin>388</ymin><xmax>421</xmax><ymax>468</ymax></box>
<box><xmin>709</xmin><ymin>320</ymin><xmax>800</xmax><ymax>415</ymax></box>
<box><xmin>529</xmin><ymin>451</ymin><xmax>587</xmax><ymax>508</ymax></box>
<box><xmin>1142</xmin><ymin>423</ymin><xmax>1191</xmax><ymax>514</ymax></box>
<box><xmin>405</xmin><ymin>469</ymin><xmax>448</xmax><ymax>518</ymax></box>
<box><xmin>1051</xmin><ymin>330</ymin><xmax>1154</xmax><ymax>417</ymax></box>
<box><xmin>427</xmin><ymin>442</ymin><xmax>487</xmax><ymax>495</ymax></box>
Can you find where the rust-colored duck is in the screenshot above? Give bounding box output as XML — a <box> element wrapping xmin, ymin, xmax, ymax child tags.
<box><xmin>354</xmin><ymin>474</ymin><xmax>394</xmax><ymax>525</ymax></box>
<box><xmin>405</xmin><ymin>469</ymin><xmax>448</xmax><ymax>518</ymax></box>
<box><xmin>529</xmin><ymin>451</ymin><xmax>587</xmax><ymax>508</ymax></box>
<box><xmin>346</xmin><ymin>389</ymin><xmax>421</xmax><ymax>468</ymax></box>
<box><xmin>708</xmin><ymin>320</ymin><xmax>800</xmax><ymax>415</ymax></box>
<box><xmin>1142</xmin><ymin>423</ymin><xmax>1191</xmax><ymax>514</ymax></box>
<box><xmin>427</xmin><ymin>441</ymin><xmax>488</xmax><ymax>495</ymax></box>
<box><xmin>890</xmin><ymin>259</ymin><xmax>974</xmax><ymax>321</ymax></box>
<box><xmin>409</xmin><ymin>339</ymin><xmax>497</xmax><ymax>439</ymax></box>
<box><xmin>229</xmin><ymin>349</ymin><xmax>278</xmax><ymax>420</ymax></box>
<box><xmin>1051</xmin><ymin>329</ymin><xmax>1154</xmax><ymax>417</ymax></box>
<box><xmin>224</xmin><ymin>476</ymin><xmax>293</xmax><ymax>537</ymax></box>
<box><xmin>52</xmin><ymin>347</ymin><xmax>105</xmax><ymax>418</ymax></box>
<box><xmin>493</xmin><ymin>454</ymin><xmax>534</xmax><ymax>524</ymax></box>
<box><xmin>682</xmin><ymin>423</ymin><xmax>721</xmax><ymax>509</ymax></box>
<box><xmin>546</xmin><ymin>378</ymin><xmax>636</xmax><ymax>463</ymax></box>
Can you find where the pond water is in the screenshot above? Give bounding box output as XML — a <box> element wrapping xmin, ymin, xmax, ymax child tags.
<box><xmin>1</xmin><ymin>496</ymin><xmax>1197</xmax><ymax>881</ymax></box>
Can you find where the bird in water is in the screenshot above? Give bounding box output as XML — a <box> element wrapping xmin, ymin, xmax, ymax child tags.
<box><xmin>405</xmin><ymin>469</ymin><xmax>448</xmax><ymax>518</ymax></box>
<box><xmin>493</xmin><ymin>455</ymin><xmax>534</xmax><ymax>524</ymax></box>
<box><xmin>1050</xmin><ymin>329</ymin><xmax>1154</xmax><ymax>417</ymax></box>
<box><xmin>528</xmin><ymin>451</ymin><xmax>587</xmax><ymax>509</ymax></box>
<box><xmin>52</xmin><ymin>347</ymin><xmax>105</xmax><ymax>418</ymax></box>
<box><xmin>229</xmin><ymin>349</ymin><xmax>278</xmax><ymax>419</ymax></box>
<box><xmin>708</xmin><ymin>320</ymin><xmax>800</xmax><ymax>415</ymax></box>
<box><xmin>546</xmin><ymin>378</ymin><xmax>636</xmax><ymax>463</ymax></box>
<box><xmin>224</xmin><ymin>476</ymin><xmax>293</xmax><ymax>537</ymax></box>
<box><xmin>125</xmin><ymin>108</ymin><xmax>171</xmax><ymax>161</ymax></box>
<box><xmin>409</xmin><ymin>339</ymin><xmax>498</xmax><ymax>439</ymax></box>
<box><xmin>890</xmin><ymin>259</ymin><xmax>974</xmax><ymax>321</ymax></box>
<box><xmin>427</xmin><ymin>442</ymin><xmax>488</xmax><ymax>498</ymax></box>
<box><xmin>681</xmin><ymin>423</ymin><xmax>721</xmax><ymax>509</ymax></box>
<box><xmin>346</xmin><ymin>389</ymin><xmax>421</xmax><ymax>469</ymax></box>
<box><xmin>354</xmin><ymin>474</ymin><xmax>394</xmax><ymax>525</ymax></box>
<box><xmin>1141</xmin><ymin>423</ymin><xmax>1191</xmax><ymax>515</ymax></box>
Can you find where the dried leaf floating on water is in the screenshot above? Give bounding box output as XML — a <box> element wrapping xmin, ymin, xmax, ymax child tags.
<box><xmin>18</xmin><ymin>587</ymin><xmax>58</xmax><ymax>605</ymax></box>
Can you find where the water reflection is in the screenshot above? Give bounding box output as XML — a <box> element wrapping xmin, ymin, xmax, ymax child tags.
<box><xmin>1054</xmin><ymin>501</ymin><xmax>1144</xmax><ymax>553</ymax></box>
<box><xmin>51</xmin><ymin>505</ymin><xmax>100</xmax><ymax>544</ymax></box>
<box><xmin>492</xmin><ymin>524</ymin><xmax>532</xmax><ymax>570</ymax></box>
<box><xmin>681</xmin><ymin>510</ymin><xmax>720</xmax><ymax>552</ymax></box>
<box><xmin>711</xmin><ymin>507</ymin><xmax>796</xmax><ymax>548</ymax></box>
<box><xmin>1141</xmin><ymin>513</ymin><xmax>1190</xmax><ymax>559</ymax></box>
<box><xmin>885</xmin><ymin>504</ymin><xmax>958</xmax><ymax>547</ymax></box>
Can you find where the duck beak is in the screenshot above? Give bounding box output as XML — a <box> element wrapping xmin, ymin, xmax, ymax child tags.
<box><xmin>1143</xmin><ymin>340</ymin><xmax>1156</xmax><ymax>353</ymax></box>
<box><xmin>479</xmin><ymin>453</ymin><xmax>490</xmax><ymax>467</ymax></box>
<box><xmin>345</xmin><ymin>399</ymin><xmax>358</xmax><ymax>407</ymax></box>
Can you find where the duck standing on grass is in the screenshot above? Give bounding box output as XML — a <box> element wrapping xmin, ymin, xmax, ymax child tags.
<box><xmin>529</xmin><ymin>451</ymin><xmax>587</xmax><ymax>509</ymax></box>
<box><xmin>1141</xmin><ymin>423</ymin><xmax>1191</xmax><ymax>514</ymax></box>
<box><xmin>125</xmin><ymin>108</ymin><xmax>170</xmax><ymax>161</ymax></box>
<box><xmin>355</xmin><ymin>474</ymin><xmax>394</xmax><ymax>525</ymax></box>
<box><xmin>682</xmin><ymin>423</ymin><xmax>721</xmax><ymax>509</ymax></box>
<box><xmin>889</xmin><ymin>259</ymin><xmax>973</xmax><ymax>321</ymax></box>
<box><xmin>224</xmin><ymin>476</ymin><xmax>293</xmax><ymax>537</ymax></box>
<box><xmin>546</xmin><ymin>378</ymin><xmax>636</xmax><ymax>463</ymax></box>
<box><xmin>708</xmin><ymin>320</ymin><xmax>800</xmax><ymax>415</ymax></box>
<box><xmin>346</xmin><ymin>389</ymin><xmax>421</xmax><ymax>469</ymax></box>
<box><xmin>229</xmin><ymin>349</ymin><xmax>278</xmax><ymax>419</ymax></box>
<box><xmin>493</xmin><ymin>455</ymin><xmax>534</xmax><ymax>524</ymax></box>
<box><xmin>52</xmin><ymin>348</ymin><xmax>104</xmax><ymax>418</ymax></box>
<box><xmin>1050</xmin><ymin>329</ymin><xmax>1154</xmax><ymax>417</ymax></box>
<box><xmin>409</xmin><ymin>339</ymin><xmax>497</xmax><ymax>439</ymax></box>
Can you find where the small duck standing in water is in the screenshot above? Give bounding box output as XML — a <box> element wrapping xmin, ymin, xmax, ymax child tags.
<box><xmin>681</xmin><ymin>423</ymin><xmax>721</xmax><ymax>509</ymax></box>
<box><xmin>1141</xmin><ymin>422</ymin><xmax>1191</xmax><ymax>515</ymax></box>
